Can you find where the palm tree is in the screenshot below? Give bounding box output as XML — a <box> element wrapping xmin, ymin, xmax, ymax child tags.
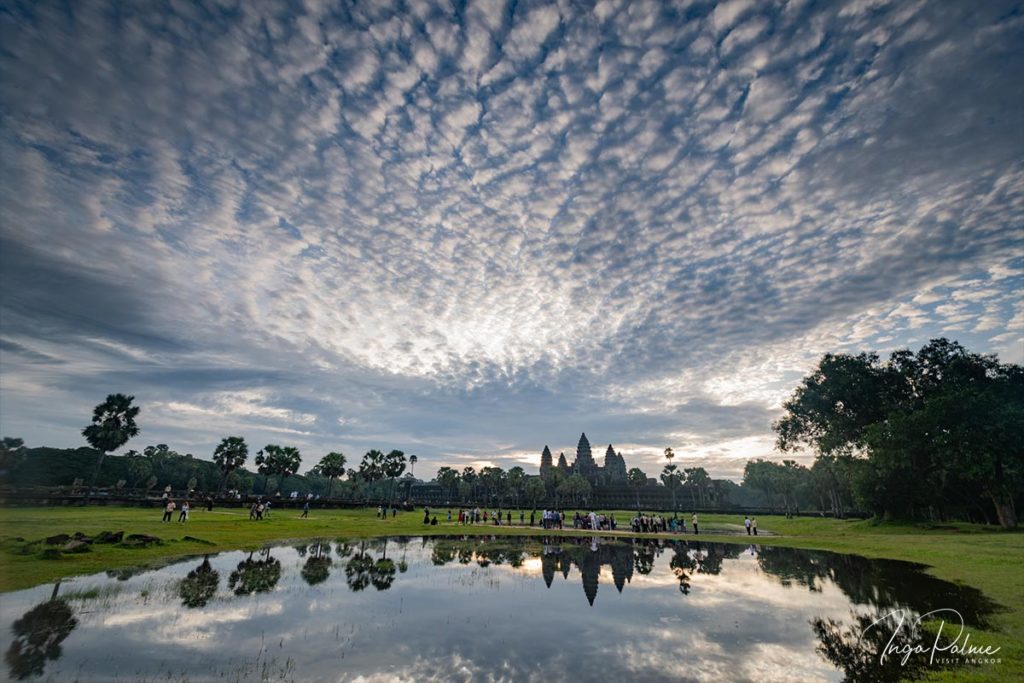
<box><xmin>213</xmin><ymin>436</ymin><xmax>248</xmax><ymax>493</ymax></box>
<box><xmin>312</xmin><ymin>451</ymin><xmax>347</xmax><ymax>498</ymax></box>
<box><xmin>408</xmin><ymin>454</ymin><xmax>418</xmax><ymax>477</ymax></box>
<box><xmin>627</xmin><ymin>467</ymin><xmax>647</xmax><ymax>511</ymax></box>
<box><xmin>506</xmin><ymin>466</ymin><xmax>525</xmax><ymax>509</ymax></box>
<box><xmin>82</xmin><ymin>394</ymin><xmax>140</xmax><ymax>501</ymax></box>
<box><xmin>661</xmin><ymin>463</ymin><xmax>681</xmax><ymax>512</ymax></box>
<box><xmin>383</xmin><ymin>450</ymin><xmax>406</xmax><ymax>506</ymax></box>
<box><xmin>254</xmin><ymin>445</ymin><xmax>302</xmax><ymax>495</ymax></box>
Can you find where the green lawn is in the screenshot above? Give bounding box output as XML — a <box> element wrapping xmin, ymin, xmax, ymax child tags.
<box><xmin>1</xmin><ymin>506</ymin><xmax>1021</xmax><ymax>682</ymax></box>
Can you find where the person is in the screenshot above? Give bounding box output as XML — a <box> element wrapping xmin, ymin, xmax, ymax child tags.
<box><xmin>691</xmin><ymin>512</ymin><xmax>699</xmax><ymax>535</ymax></box>
<box><xmin>256</xmin><ymin>502</ymin><xmax>265</xmax><ymax>520</ymax></box>
<box><xmin>423</xmin><ymin>507</ymin><xmax>431</xmax><ymax>525</ymax></box>
<box><xmin>301</xmin><ymin>501</ymin><xmax>310</xmax><ymax>518</ymax></box>
<box><xmin>447</xmin><ymin>509</ymin><xmax>452</xmax><ymax>522</ymax></box>
<box><xmin>162</xmin><ymin>499</ymin><xmax>175</xmax><ymax>523</ymax></box>
<box><xmin>249</xmin><ymin>502</ymin><xmax>258</xmax><ymax>520</ymax></box>
<box><xmin>744</xmin><ymin>516</ymin><xmax>752</xmax><ymax>535</ymax></box>
<box><xmin>430</xmin><ymin>516</ymin><xmax>438</xmax><ymax>526</ymax></box>
<box><xmin>392</xmin><ymin>505</ymin><xmax>397</xmax><ymax>518</ymax></box>
<box><xmin>178</xmin><ymin>501</ymin><xmax>189</xmax><ymax>523</ymax></box>
<box><xmin>206</xmin><ymin>497</ymin><xmax>214</xmax><ymax>512</ymax></box>
<box><xmin>519</xmin><ymin>510</ymin><xmax>524</xmax><ymax>525</ymax></box>
<box><xmin>752</xmin><ymin>517</ymin><xmax>758</xmax><ymax>536</ymax></box>
<box><xmin>589</xmin><ymin>510</ymin><xmax>598</xmax><ymax>532</ymax></box>
<box><xmin>264</xmin><ymin>501</ymin><xmax>271</xmax><ymax>518</ymax></box>
<box><xmin>530</xmin><ymin>510</ymin><xmax>536</xmax><ymax>526</ymax></box>
<box><xmin>507</xmin><ymin>511</ymin><xmax>511</xmax><ymax>526</ymax></box>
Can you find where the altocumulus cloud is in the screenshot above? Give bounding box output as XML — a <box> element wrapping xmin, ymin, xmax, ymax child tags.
<box><xmin>0</xmin><ymin>0</ymin><xmax>1022</xmax><ymax>479</ymax></box>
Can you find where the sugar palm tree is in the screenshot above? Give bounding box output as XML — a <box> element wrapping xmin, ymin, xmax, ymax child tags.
<box><xmin>83</xmin><ymin>394</ymin><xmax>140</xmax><ymax>502</ymax></box>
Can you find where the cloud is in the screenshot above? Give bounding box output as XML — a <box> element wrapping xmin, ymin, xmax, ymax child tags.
<box><xmin>1</xmin><ymin>0</ymin><xmax>1022</xmax><ymax>481</ymax></box>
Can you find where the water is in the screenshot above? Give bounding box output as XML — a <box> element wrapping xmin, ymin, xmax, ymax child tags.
<box><xmin>0</xmin><ymin>536</ymin><xmax>997</xmax><ymax>682</ymax></box>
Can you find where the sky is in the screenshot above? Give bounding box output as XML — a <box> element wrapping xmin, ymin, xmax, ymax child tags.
<box><xmin>0</xmin><ymin>0</ymin><xmax>1022</xmax><ymax>482</ymax></box>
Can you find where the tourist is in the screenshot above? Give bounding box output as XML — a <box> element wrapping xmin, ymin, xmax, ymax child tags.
<box><xmin>507</xmin><ymin>511</ymin><xmax>511</xmax><ymax>526</ymax></box>
<box><xmin>530</xmin><ymin>510</ymin><xmax>536</xmax><ymax>526</ymax></box>
<box><xmin>744</xmin><ymin>516</ymin><xmax>752</xmax><ymax>535</ymax></box>
<box><xmin>206</xmin><ymin>497</ymin><xmax>214</xmax><ymax>512</ymax></box>
<box><xmin>447</xmin><ymin>509</ymin><xmax>452</xmax><ymax>522</ymax></box>
<box><xmin>752</xmin><ymin>517</ymin><xmax>758</xmax><ymax>536</ymax></box>
<box><xmin>691</xmin><ymin>512</ymin><xmax>699</xmax><ymax>535</ymax></box>
<box><xmin>178</xmin><ymin>501</ymin><xmax>190</xmax><ymax>523</ymax></box>
<box><xmin>610</xmin><ymin>514</ymin><xmax>616</xmax><ymax>531</ymax></box>
<box><xmin>301</xmin><ymin>501</ymin><xmax>310</xmax><ymax>518</ymax></box>
<box><xmin>162</xmin><ymin>499</ymin><xmax>175</xmax><ymax>523</ymax></box>
<box><xmin>430</xmin><ymin>516</ymin><xmax>438</xmax><ymax>526</ymax></box>
<box><xmin>249</xmin><ymin>502</ymin><xmax>258</xmax><ymax>519</ymax></box>
<box><xmin>392</xmin><ymin>505</ymin><xmax>397</xmax><ymax>517</ymax></box>
<box><xmin>589</xmin><ymin>510</ymin><xmax>598</xmax><ymax>532</ymax></box>
<box><xmin>423</xmin><ymin>507</ymin><xmax>430</xmax><ymax>525</ymax></box>
<box><xmin>256</xmin><ymin>502</ymin><xmax>265</xmax><ymax>520</ymax></box>
<box><xmin>264</xmin><ymin>501</ymin><xmax>271</xmax><ymax>518</ymax></box>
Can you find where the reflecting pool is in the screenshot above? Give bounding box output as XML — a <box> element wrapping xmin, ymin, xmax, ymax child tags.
<box><xmin>0</xmin><ymin>537</ymin><xmax>997</xmax><ymax>682</ymax></box>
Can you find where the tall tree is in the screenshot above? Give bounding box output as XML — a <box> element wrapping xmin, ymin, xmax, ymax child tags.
<box><xmin>82</xmin><ymin>394</ymin><xmax>140</xmax><ymax>501</ymax></box>
<box><xmin>436</xmin><ymin>466</ymin><xmax>459</xmax><ymax>503</ymax></box>
<box><xmin>408</xmin><ymin>454</ymin><xmax>418</xmax><ymax>477</ymax></box>
<box><xmin>524</xmin><ymin>477</ymin><xmax>546</xmax><ymax>510</ymax></box>
<box><xmin>775</xmin><ymin>338</ymin><xmax>1023</xmax><ymax>527</ymax></box>
<box><xmin>506</xmin><ymin>466</ymin><xmax>525</xmax><ymax>509</ymax></box>
<box><xmin>254</xmin><ymin>445</ymin><xmax>302</xmax><ymax>495</ymax></box>
<box><xmin>212</xmin><ymin>436</ymin><xmax>248</xmax><ymax>493</ymax></box>
<box><xmin>661</xmin><ymin>463</ymin><xmax>681</xmax><ymax>511</ymax></box>
<box><xmin>312</xmin><ymin>451</ymin><xmax>347</xmax><ymax>498</ymax></box>
<box><xmin>383</xmin><ymin>450</ymin><xmax>406</xmax><ymax>505</ymax></box>
<box><xmin>627</xmin><ymin>467</ymin><xmax>647</xmax><ymax>511</ymax></box>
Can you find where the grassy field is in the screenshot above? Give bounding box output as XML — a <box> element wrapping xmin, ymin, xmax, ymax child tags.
<box><xmin>1</xmin><ymin>506</ymin><xmax>1021</xmax><ymax>682</ymax></box>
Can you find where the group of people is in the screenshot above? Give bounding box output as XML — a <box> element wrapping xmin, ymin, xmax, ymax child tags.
<box><xmin>573</xmin><ymin>511</ymin><xmax>617</xmax><ymax>531</ymax></box>
<box><xmin>161</xmin><ymin>499</ymin><xmax>189</xmax><ymax>522</ymax></box>
<box><xmin>744</xmin><ymin>516</ymin><xmax>759</xmax><ymax>535</ymax></box>
<box><xmin>248</xmin><ymin>500</ymin><xmax>271</xmax><ymax>520</ymax></box>
<box><xmin>629</xmin><ymin>512</ymin><xmax>702</xmax><ymax>534</ymax></box>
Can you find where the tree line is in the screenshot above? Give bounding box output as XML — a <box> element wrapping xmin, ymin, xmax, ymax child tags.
<box><xmin>760</xmin><ymin>338</ymin><xmax>1022</xmax><ymax>528</ymax></box>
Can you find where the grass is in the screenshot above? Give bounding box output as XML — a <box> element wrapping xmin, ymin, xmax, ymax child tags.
<box><xmin>1</xmin><ymin>506</ymin><xmax>1021</xmax><ymax>682</ymax></box>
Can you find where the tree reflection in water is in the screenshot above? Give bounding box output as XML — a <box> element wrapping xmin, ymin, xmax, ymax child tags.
<box><xmin>301</xmin><ymin>542</ymin><xmax>332</xmax><ymax>586</ymax></box>
<box><xmin>179</xmin><ymin>556</ymin><xmax>220</xmax><ymax>607</ymax></box>
<box><xmin>5</xmin><ymin>583</ymin><xmax>78</xmax><ymax>680</ymax></box>
<box><xmin>228</xmin><ymin>548</ymin><xmax>281</xmax><ymax>595</ymax></box>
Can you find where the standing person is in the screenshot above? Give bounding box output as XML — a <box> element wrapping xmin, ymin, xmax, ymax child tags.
<box><xmin>301</xmin><ymin>501</ymin><xmax>310</xmax><ymax>518</ymax></box>
<box><xmin>162</xmin><ymin>499</ymin><xmax>175</xmax><ymax>523</ymax></box>
<box><xmin>507</xmin><ymin>511</ymin><xmax>511</xmax><ymax>526</ymax></box>
<box><xmin>206</xmin><ymin>497</ymin><xmax>214</xmax><ymax>512</ymax></box>
<box><xmin>530</xmin><ymin>510</ymin><xmax>536</xmax><ymax>527</ymax></box>
<box><xmin>744</xmin><ymin>516</ymin><xmax>752</xmax><ymax>535</ymax></box>
<box><xmin>256</xmin><ymin>502</ymin><xmax>265</xmax><ymax>520</ymax></box>
<box><xmin>691</xmin><ymin>512</ymin><xmax>699</xmax><ymax>535</ymax></box>
<box><xmin>589</xmin><ymin>510</ymin><xmax>598</xmax><ymax>532</ymax></box>
<box><xmin>249</xmin><ymin>502</ymin><xmax>258</xmax><ymax>520</ymax></box>
<box><xmin>752</xmin><ymin>518</ymin><xmax>758</xmax><ymax>536</ymax></box>
<box><xmin>447</xmin><ymin>509</ymin><xmax>452</xmax><ymax>522</ymax></box>
<box><xmin>423</xmin><ymin>507</ymin><xmax>431</xmax><ymax>525</ymax></box>
<box><xmin>178</xmin><ymin>501</ymin><xmax>190</xmax><ymax>523</ymax></box>
<box><xmin>263</xmin><ymin>501</ymin><xmax>271</xmax><ymax>518</ymax></box>
<box><xmin>519</xmin><ymin>510</ymin><xmax>524</xmax><ymax>525</ymax></box>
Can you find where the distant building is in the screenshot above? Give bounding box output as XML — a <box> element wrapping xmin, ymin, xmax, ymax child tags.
<box><xmin>540</xmin><ymin>433</ymin><xmax>628</xmax><ymax>487</ymax></box>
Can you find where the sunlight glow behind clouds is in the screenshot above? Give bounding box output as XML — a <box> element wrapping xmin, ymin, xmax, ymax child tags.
<box><xmin>0</xmin><ymin>0</ymin><xmax>1021</xmax><ymax>479</ymax></box>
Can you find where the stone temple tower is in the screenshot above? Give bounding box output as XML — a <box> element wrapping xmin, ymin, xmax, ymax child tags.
<box><xmin>540</xmin><ymin>445</ymin><xmax>553</xmax><ymax>472</ymax></box>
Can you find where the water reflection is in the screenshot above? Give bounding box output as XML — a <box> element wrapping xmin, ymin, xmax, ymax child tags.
<box><xmin>0</xmin><ymin>537</ymin><xmax>999</xmax><ymax>682</ymax></box>
<box><xmin>4</xmin><ymin>583</ymin><xmax>78</xmax><ymax>680</ymax></box>
<box><xmin>227</xmin><ymin>548</ymin><xmax>281</xmax><ymax>595</ymax></box>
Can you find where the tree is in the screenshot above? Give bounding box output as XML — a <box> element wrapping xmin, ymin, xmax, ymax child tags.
<box><xmin>627</xmin><ymin>467</ymin><xmax>647</xmax><ymax>510</ymax></box>
<box><xmin>661</xmin><ymin>463</ymin><xmax>681</xmax><ymax>511</ymax></box>
<box><xmin>359</xmin><ymin>450</ymin><xmax>386</xmax><ymax>490</ymax></box>
<box><xmin>179</xmin><ymin>557</ymin><xmax>219</xmax><ymax>608</ymax></box>
<box><xmin>382</xmin><ymin>450</ymin><xmax>406</xmax><ymax>506</ymax></box>
<box><xmin>436</xmin><ymin>466</ymin><xmax>460</xmax><ymax>503</ymax></box>
<box><xmin>212</xmin><ymin>436</ymin><xmax>248</xmax><ymax>493</ymax></box>
<box><xmin>524</xmin><ymin>477</ymin><xmax>546</xmax><ymax>510</ymax></box>
<box><xmin>775</xmin><ymin>338</ymin><xmax>1023</xmax><ymax>527</ymax></box>
<box><xmin>545</xmin><ymin>467</ymin><xmax>565</xmax><ymax>508</ymax></box>
<box><xmin>506</xmin><ymin>466</ymin><xmax>525</xmax><ymax>509</ymax></box>
<box><xmin>312</xmin><ymin>452</ymin><xmax>347</xmax><ymax>498</ymax></box>
<box><xmin>408</xmin><ymin>454</ymin><xmax>418</xmax><ymax>477</ymax></box>
<box><xmin>684</xmin><ymin>467</ymin><xmax>713</xmax><ymax>509</ymax></box>
<box><xmin>0</xmin><ymin>437</ymin><xmax>26</xmax><ymax>474</ymax></box>
<box><xmin>82</xmin><ymin>394</ymin><xmax>140</xmax><ymax>500</ymax></box>
<box><xmin>254</xmin><ymin>445</ymin><xmax>302</xmax><ymax>495</ymax></box>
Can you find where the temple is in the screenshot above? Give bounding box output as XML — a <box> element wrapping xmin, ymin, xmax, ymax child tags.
<box><xmin>540</xmin><ymin>433</ymin><xmax>628</xmax><ymax>487</ymax></box>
